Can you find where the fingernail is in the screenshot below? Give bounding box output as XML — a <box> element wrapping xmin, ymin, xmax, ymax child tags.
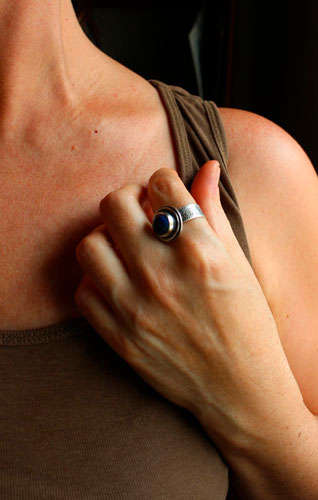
<box><xmin>210</xmin><ymin>161</ymin><xmax>220</xmax><ymax>185</ymax></box>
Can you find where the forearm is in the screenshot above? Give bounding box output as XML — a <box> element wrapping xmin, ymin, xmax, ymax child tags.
<box><xmin>204</xmin><ymin>403</ymin><xmax>318</xmax><ymax>500</ymax></box>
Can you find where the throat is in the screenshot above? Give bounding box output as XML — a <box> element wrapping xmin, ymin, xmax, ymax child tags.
<box><xmin>0</xmin><ymin>0</ymin><xmax>106</xmax><ymax>142</ymax></box>
<box><xmin>0</xmin><ymin>1</ymin><xmax>72</xmax><ymax>129</ymax></box>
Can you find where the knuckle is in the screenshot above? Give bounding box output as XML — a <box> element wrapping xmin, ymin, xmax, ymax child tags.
<box><xmin>134</xmin><ymin>260</ymin><xmax>158</xmax><ymax>294</ymax></box>
<box><xmin>133</xmin><ymin>259</ymin><xmax>173</xmax><ymax>305</ymax></box>
<box><xmin>120</xmin><ymin>298</ymin><xmax>148</xmax><ymax>336</ymax></box>
<box><xmin>76</xmin><ymin>235</ymin><xmax>93</xmax><ymax>262</ymax></box>
<box><xmin>188</xmin><ymin>243</ymin><xmax>212</xmax><ymax>278</ymax></box>
<box><xmin>179</xmin><ymin>234</ymin><xmax>206</xmax><ymax>261</ymax></box>
<box><xmin>149</xmin><ymin>171</ymin><xmax>179</xmax><ymax>198</ymax></box>
<box><xmin>150</xmin><ymin>167</ymin><xmax>177</xmax><ymax>183</ymax></box>
<box><xmin>76</xmin><ymin>233</ymin><xmax>100</xmax><ymax>264</ymax></box>
<box><xmin>179</xmin><ymin>235</ymin><xmax>227</xmax><ymax>281</ymax></box>
<box><xmin>100</xmin><ymin>189</ymin><xmax>125</xmax><ymax>214</ymax></box>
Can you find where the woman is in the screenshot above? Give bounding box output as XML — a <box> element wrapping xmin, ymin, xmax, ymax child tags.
<box><xmin>0</xmin><ymin>1</ymin><xmax>317</xmax><ymax>499</ymax></box>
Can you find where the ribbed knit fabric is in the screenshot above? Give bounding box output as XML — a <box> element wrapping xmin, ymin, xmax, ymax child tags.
<box><xmin>0</xmin><ymin>80</ymin><xmax>251</xmax><ymax>499</ymax></box>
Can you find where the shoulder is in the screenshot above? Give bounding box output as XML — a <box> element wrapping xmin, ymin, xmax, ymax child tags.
<box><xmin>218</xmin><ymin>108</ymin><xmax>318</xmax><ymax>414</ymax></box>
<box><xmin>218</xmin><ymin>107</ymin><xmax>312</xmax><ymax>177</ymax></box>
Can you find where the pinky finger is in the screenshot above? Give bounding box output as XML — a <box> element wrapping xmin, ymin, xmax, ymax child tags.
<box><xmin>75</xmin><ymin>275</ymin><xmax>131</xmax><ymax>360</ymax></box>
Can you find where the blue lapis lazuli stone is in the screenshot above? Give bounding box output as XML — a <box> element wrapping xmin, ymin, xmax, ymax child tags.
<box><xmin>153</xmin><ymin>214</ymin><xmax>170</xmax><ymax>236</ymax></box>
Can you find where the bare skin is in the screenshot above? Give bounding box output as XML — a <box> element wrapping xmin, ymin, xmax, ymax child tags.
<box><xmin>0</xmin><ymin>0</ymin><xmax>179</xmax><ymax>329</ymax></box>
<box><xmin>75</xmin><ymin>163</ymin><xmax>318</xmax><ymax>500</ymax></box>
<box><xmin>1</xmin><ymin>0</ymin><xmax>317</xmax><ymax>417</ymax></box>
<box><xmin>219</xmin><ymin>108</ymin><xmax>318</xmax><ymax>413</ymax></box>
<box><xmin>2</xmin><ymin>1</ymin><xmax>318</xmax><ymax>498</ymax></box>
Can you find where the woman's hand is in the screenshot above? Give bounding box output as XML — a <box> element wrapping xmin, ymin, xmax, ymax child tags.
<box><xmin>74</xmin><ymin>161</ymin><xmax>303</xmax><ymax>447</ymax></box>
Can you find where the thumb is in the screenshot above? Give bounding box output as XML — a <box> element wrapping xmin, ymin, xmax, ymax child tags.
<box><xmin>190</xmin><ymin>160</ymin><xmax>233</xmax><ymax>241</ymax></box>
<box><xmin>191</xmin><ymin>161</ymin><xmax>249</xmax><ymax>265</ymax></box>
<box><xmin>190</xmin><ymin>160</ymin><xmax>221</xmax><ymax>213</ymax></box>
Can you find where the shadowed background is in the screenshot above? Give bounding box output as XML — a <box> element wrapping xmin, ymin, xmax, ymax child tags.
<box><xmin>72</xmin><ymin>0</ymin><xmax>318</xmax><ymax>170</ymax></box>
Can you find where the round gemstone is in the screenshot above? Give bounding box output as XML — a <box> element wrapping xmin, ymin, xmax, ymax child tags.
<box><xmin>153</xmin><ymin>213</ymin><xmax>171</xmax><ymax>236</ymax></box>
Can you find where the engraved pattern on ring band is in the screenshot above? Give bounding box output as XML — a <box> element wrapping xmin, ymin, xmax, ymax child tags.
<box><xmin>178</xmin><ymin>204</ymin><xmax>205</xmax><ymax>222</ymax></box>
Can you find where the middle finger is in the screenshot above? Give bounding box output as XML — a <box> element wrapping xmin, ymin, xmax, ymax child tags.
<box><xmin>99</xmin><ymin>184</ymin><xmax>164</xmax><ymax>275</ymax></box>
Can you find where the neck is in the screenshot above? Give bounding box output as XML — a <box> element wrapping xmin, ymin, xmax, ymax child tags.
<box><xmin>0</xmin><ymin>0</ymin><xmax>108</xmax><ymax>140</ymax></box>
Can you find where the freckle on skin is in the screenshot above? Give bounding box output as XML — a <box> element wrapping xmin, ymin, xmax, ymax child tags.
<box><xmin>71</xmin><ymin>145</ymin><xmax>76</xmax><ymax>151</ymax></box>
<box><xmin>95</xmin><ymin>130</ymin><xmax>98</xmax><ymax>134</ymax></box>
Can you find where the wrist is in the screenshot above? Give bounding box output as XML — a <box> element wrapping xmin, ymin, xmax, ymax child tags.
<box><xmin>196</xmin><ymin>377</ymin><xmax>305</xmax><ymax>454</ymax></box>
<box><xmin>208</xmin><ymin>403</ymin><xmax>318</xmax><ymax>500</ymax></box>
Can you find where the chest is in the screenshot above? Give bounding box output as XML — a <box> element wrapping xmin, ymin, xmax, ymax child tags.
<box><xmin>0</xmin><ymin>117</ymin><xmax>179</xmax><ymax>329</ymax></box>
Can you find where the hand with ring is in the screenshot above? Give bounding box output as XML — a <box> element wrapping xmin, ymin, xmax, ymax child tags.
<box><xmin>74</xmin><ymin>160</ymin><xmax>304</xmax><ymax>458</ymax></box>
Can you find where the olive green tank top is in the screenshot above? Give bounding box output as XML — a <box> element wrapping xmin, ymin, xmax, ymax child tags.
<box><xmin>0</xmin><ymin>80</ymin><xmax>251</xmax><ymax>499</ymax></box>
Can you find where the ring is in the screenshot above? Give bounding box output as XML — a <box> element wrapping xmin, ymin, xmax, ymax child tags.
<box><xmin>152</xmin><ymin>203</ymin><xmax>205</xmax><ymax>242</ymax></box>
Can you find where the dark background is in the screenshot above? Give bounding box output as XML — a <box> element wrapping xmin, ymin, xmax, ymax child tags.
<box><xmin>72</xmin><ymin>0</ymin><xmax>318</xmax><ymax>169</ymax></box>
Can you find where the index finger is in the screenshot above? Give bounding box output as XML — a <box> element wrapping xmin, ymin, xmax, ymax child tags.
<box><xmin>147</xmin><ymin>168</ymin><xmax>211</xmax><ymax>242</ymax></box>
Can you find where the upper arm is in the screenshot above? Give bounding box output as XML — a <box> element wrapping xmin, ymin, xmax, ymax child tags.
<box><xmin>219</xmin><ymin>107</ymin><xmax>318</xmax><ymax>414</ymax></box>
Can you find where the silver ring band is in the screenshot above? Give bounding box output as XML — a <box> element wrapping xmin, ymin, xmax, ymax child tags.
<box><xmin>152</xmin><ymin>203</ymin><xmax>205</xmax><ymax>242</ymax></box>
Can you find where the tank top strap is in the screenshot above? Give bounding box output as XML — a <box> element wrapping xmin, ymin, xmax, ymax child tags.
<box><xmin>148</xmin><ymin>79</ymin><xmax>252</xmax><ymax>266</ymax></box>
